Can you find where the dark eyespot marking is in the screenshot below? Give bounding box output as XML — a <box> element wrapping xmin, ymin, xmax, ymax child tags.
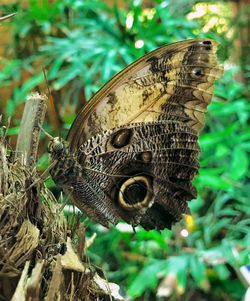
<box><xmin>137</xmin><ymin>151</ymin><xmax>152</xmax><ymax>163</ymax></box>
<box><xmin>201</xmin><ymin>40</ymin><xmax>212</xmax><ymax>50</ymax></box>
<box><xmin>111</xmin><ymin>128</ymin><xmax>133</xmax><ymax>148</ymax></box>
<box><xmin>197</xmin><ymin>40</ymin><xmax>212</xmax><ymax>50</ymax></box>
<box><xmin>124</xmin><ymin>181</ymin><xmax>147</xmax><ymax>205</ymax></box>
<box><xmin>191</xmin><ymin>67</ymin><xmax>203</xmax><ymax>78</ymax></box>
<box><xmin>118</xmin><ymin>176</ymin><xmax>153</xmax><ymax>210</ymax></box>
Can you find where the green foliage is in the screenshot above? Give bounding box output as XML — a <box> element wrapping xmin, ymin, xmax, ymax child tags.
<box><xmin>0</xmin><ymin>1</ymin><xmax>249</xmax><ymax>300</ymax></box>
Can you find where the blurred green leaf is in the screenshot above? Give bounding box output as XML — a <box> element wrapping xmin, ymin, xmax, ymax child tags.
<box><xmin>128</xmin><ymin>260</ymin><xmax>166</xmax><ymax>297</ymax></box>
<box><xmin>6</xmin><ymin>127</ymin><xmax>19</xmax><ymax>136</ymax></box>
<box><xmin>190</xmin><ymin>256</ymin><xmax>206</xmax><ymax>286</ymax></box>
<box><xmin>214</xmin><ymin>264</ymin><xmax>230</xmax><ymax>280</ymax></box>
<box><xmin>230</xmin><ymin>147</ymin><xmax>249</xmax><ymax>180</ymax></box>
<box><xmin>197</xmin><ymin>169</ymin><xmax>232</xmax><ymax>190</ymax></box>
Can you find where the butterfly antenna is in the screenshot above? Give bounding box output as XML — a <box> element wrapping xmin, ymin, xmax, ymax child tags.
<box><xmin>38</xmin><ymin>124</ymin><xmax>54</xmax><ymax>140</ymax></box>
<box><xmin>2</xmin><ymin>116</ymin><xmax>11</xmax><ymax>139</ymax></box>
<box><xmin>42</xmin><ymin>66</ymin><xmax>53</xmax><ymax>109</ymax></box>
<box><xmin>0</xmin><ymin>13</ymin><xmax>16</xmax><ymax>22</ymax></box>
<box><xmin>42</xmin><ymin>66</ymin><xmax>61</xmax><ymax>135</ymax></box>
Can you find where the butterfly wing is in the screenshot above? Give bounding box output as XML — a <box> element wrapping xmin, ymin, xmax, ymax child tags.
<box><xmin>68</xmin><ymin>38</ymin><xmax>222</xmax><ymax>148</ymax></box>
<box><xmin>65</xmin><ymin>38</ymin><xmax>223</xmax><ymax>230</ymax></box>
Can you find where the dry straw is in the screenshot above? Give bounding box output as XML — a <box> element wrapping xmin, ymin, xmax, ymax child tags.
<box><xmin>0</xmin><ymin>93</ymin><xmax>123</xmax><ymax>301</ymax></box>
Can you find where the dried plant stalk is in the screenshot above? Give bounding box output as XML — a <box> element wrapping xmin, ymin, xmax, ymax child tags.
<box><xmin>15</xmin><ymin>93</ymin><xmax>47</xmax><ymax>168</ymax></box>
<box><xmin>0</xmin><ymin>94</ymin><xmax>124</xmax><ymax>301</ymax></box>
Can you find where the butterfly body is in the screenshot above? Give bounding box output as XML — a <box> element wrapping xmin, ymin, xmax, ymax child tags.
<box><xmin>49</xmin><ymin>39</ymin><xmax>223</xmax><ymax>230</ymax></box>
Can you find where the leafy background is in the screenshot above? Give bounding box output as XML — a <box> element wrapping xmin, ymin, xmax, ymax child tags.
<box><xmin>0</xmin><ymin>0</ymin><xmax>249</xmax><ymax>300</ymax></box>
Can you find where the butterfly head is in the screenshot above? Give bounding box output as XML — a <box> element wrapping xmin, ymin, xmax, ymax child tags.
<box><xmin>48</xmin><ymin>137</ymin><xmax>69</xmax><ymax>159</ymax></box>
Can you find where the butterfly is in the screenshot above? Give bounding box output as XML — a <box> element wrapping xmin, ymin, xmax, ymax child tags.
<box><xmin>48</xmin><ymin>38</ymin><xmax>223</xmax><ymax>231</ymax></box>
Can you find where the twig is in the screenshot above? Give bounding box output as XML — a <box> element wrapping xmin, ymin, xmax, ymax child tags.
<box><xmin>0</xmin><ymin>13</ymin><xmax>16</xmax><ymax>22</ymax></box>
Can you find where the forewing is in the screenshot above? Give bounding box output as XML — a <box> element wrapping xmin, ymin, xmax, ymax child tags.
<box><xmin>67</xmin><ymin>38</ymin><xmax>223</xmax><ymax>151</ymax></box>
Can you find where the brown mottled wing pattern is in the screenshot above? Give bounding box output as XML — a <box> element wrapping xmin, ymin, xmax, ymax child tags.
<box><xmin>68</xmin><ymin>39</ymin><xmax>222</xmax><ymax>147</ymax></box>
<box><xmin>56</xmin><ymin>39</ymin><xmax>223</xmax><ymax>230</ymax></box>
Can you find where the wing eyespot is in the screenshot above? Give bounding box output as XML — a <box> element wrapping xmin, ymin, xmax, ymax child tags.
<box><xmin>191</xmin><ymin>67</ymin><xmax>203</xmax><ymax>79</ymax></box>
<box><xmin>111</xmin><ymin>128</ymin><xmax>133</xmax><ymax>148</ymax></box>
<box><xmin>197</xmin><ymin>40</ymin><xmax>212</xmax><ymax>51</ymax></box>
<box><xmin>137</xmin><ymin>151</ymin><xmax>152</xmax><ymax>163</ymax></box>
<box><xmin>118</xmin><ymin>176</ymin><xmax>153</xmax><ymax>210</ymax></box>
<box><xmin>202</xmin><ymin>40</ymin><xmax>212</xmax><ymax>45</ymax></box>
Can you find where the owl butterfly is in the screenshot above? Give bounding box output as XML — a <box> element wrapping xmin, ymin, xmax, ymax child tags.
<box><xmin>48</xmin><ymin>39</ymin><xmax>223</xmax><ymax>231</ymax></box>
